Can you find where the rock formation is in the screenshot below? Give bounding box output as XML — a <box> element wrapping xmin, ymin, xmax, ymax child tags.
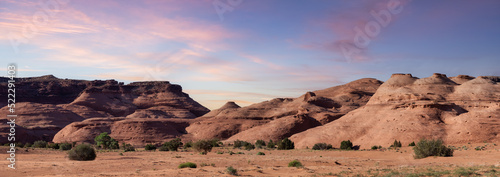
<box><xmin>0</xmin><ymin>75</ymin><xmax>209</xmax><ymax>144</ymax></box>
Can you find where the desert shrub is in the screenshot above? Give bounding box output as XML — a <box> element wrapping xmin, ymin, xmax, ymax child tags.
<box><xmin>277</xmin><ymin>138</ymin><xmax>294</xmax><ymax>150</ymax></box>
<box><xmin>48</xmin><ymin>143</ymin><xmax>59</xmax><ymax>149</ymax></box>
<box><xmin>256</xmin><ymin>152</ymin><xmax>265</xmax><ymax>155</ymax></box>
<box><xmin>193</xmin><ymin>140</ymin><xmax>213</xmax><ymax>154</ymax></box>
<box><xmin>288</xmin><ymin>160</ymin><xmax>303</xmax><ymax>168</ymax></box>
<box><xmin>33</xmin><ymin>140</ymin><xmax>48</xmax><ymax>148</ymax></box>
<box><xmin>267</xmin><ymin>140</ymin><xmax>276</xmax><ymax>149</ymax></box>
<box><xmin>233</xmin><ymin>140</ymin><xmax>251</xmax><ymax>149</ymax></box>
<box><xmin>371</xmin><ymin>145</ymin><xmax>382</xmax><ymax>150</ymax></box>
<box><xmin>184</xmin><ymin>141</ymin><xmax>192</xmax><ymax>148</ymax></box>
<box><xmin>255</xmin><ymin>140</ymin><xmax>266</xmax><ymax>148</ymax></box>
<box><xmin>226</xmin><ymin>166</ymin><xmax>238</xmax><ymax>175</ymax></box>
<box><xmin>59</xmin><ymin>143</ymin><xmax>72</xmax><ymax>150</ymax></box>
<box><xmin>68</xmin><ymin>144</ymin><xmax>96</xmax><ymax>161</ymax></box>
<box><xmin>391</xmin><ymin>140</ymin><xmax>402</xmax><ymax>148</ymax></box>
<box><xmin>245</xmin><ymin>143</ymin><xmax>255</xmax><ymax>150</ymax></box>
<box><xmin>409</xmin><ymin>141</ymin><xmax>416</xmax><ymax>146</ymax></box>
<box><xmin>312</xmin><ymin>143</ymin><xmax>333</xmax><ymax>150</ymax></box>
<box><xmin>161</xmin><ymin>138</ymin><xmax>183</xmax><ymax>151</ymax></box>
<box><xmin>340</xmin><ymin>140</ymin><xmax>353</xmax><ymax>150</ymax></box>
<box><xmin>15</xmin><ymin>142</ymin><xmax>24</xmax><ymax>148</ymax></box>
<box><xmin>144</xmin><ymin>144</ymin><xmax>156</xmax><ymax>151</ymax></box>
<box><xmin>24</xmin><ymin>143</ymin><xmax>32</xmax><ymax>148</ymax></box>
<box><xmin>122</xmin><ymin>143</ymin><xmax>135</xmax><ymax>152</ymax></box>
<box><xmin>413</xmin><ymin>139</ymin><xmax>453</xmax><ymax>159</ymax></box>
<box><xmin>208</xmin><ymin>139</ymin><xmax>223</xmax><ymax>147</ymax></box>
<box><xmin>178</xmin><ymin>162</ymin><xmax>197</xmax><ymax>168</ymax></box>
<box><xmin>94</xmin><ymin>132</ymin><xmax>119</xmax><ymax>149</ymax></box>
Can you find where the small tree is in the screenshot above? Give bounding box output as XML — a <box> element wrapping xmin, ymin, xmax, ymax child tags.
<box><xmin>193</xmin><ymin>140</ymin><xmax>213</xmax><ymax>154</ymax></box>
<box><xmin>277</xmin><ymin>138</ymin><xmax>294</xmax><ymax>150</ymax></box>
<box><xmin>68</xmin><ymin>144</ymin><xmax>96</xmax><ymax>161</ymax></box>
<box><xmin>340</xmin><ymin>140</ymin><xmax>353</xmax><ymax>150</ymax></box>
<box><xmin>413</xmin><ymin>139</ymin><xmax>453</xmax><ymax>159</ymax></box>
<box><xmin>245</xmin><ymin>143</ymin><xmax>255</xmax><ymax>150</ymax></box>
<box><xmin>392</xmin><ymin>140</ymin><xmax>402</xmax><ymax>148</ymax></box>
<box><xmin>94</xmin><ymin>132</ymin><xmax>119</xmax><ymax>149</ymax></box>
<box><xmin>409</xmin><ymin>141</ymin><xmax>416</xmax><ymax>146</ymax></box>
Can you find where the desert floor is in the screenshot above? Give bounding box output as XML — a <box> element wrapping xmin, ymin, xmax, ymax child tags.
<box><xmin>1</xmin><ymin>143</ymin><xmax>499</xmax><ymax>177</ymax></box>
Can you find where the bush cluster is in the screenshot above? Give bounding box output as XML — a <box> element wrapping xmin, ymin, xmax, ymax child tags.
<box><xmin>413</xmin><ymin>139</ymin><xmax>453</xmax><ymax>159</ymax></box>
<box><xmin>371</xmin><ymin>145</ymin><xmax>382</xmax><ymax>150</ymax></box>
<box><xmin>121</xmin><ymin>143</ymin><xmax>135</xmax><ymax>152</ymax></box>
<box><xmin>59</xmin><ymin>143</ymin><xmax>72</xmax><ymax>150</ymax></box>
<box><xmin>94</xmin><ymin>132</ymin><xmax>119</xmax><ymax>149</ymax></box>
<box><xmin>267</xmin><ymin>140</ymin><xmax>276</xmax><ymax>149</ymax></box>
<box><xmin>277</xmin><ymin>138</ymin><xmax>294</xmax><ymax>150</ymax></box>
<box><xmin>340</xmin><ymin>140</ymin><xmax>353</xmax><ymax>150</ymax></box>
<box><xmin>391</xmin><ymin>140</ymin><xmax>402</xmax><ymax>148</ymax></box>
<box><xmin>312</xmin><ymin>143</ymin><xmax>333</xmax><ymax>150</ymax></box>
<box><xmin>144</xmin><ymin>144</ymin><xmax>156</xmax><ymax>151</ymax></box>
<box><xmin>159</xmin><ymin>138</ymin><xmax>183</xmax><ymax>151</ymax></box>
<box><xmin>255</xmin><ymin>140</ymin><xmax>266</xmax><ymax>148</ymax></box>
<box><xmin>33</xmin><ymin>140</ymin><xmax>48</xmax><ymax>148</ymax></box>
<box><xmin>68</xmin><ymin>144</ymin><xmax>96</xmax><ymax>161</ymax></box>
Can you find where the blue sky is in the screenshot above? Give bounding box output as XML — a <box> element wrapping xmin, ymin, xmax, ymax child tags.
<box><xmin>1</xmin><ymin>0</ymin><xmax>500</xmax><ymax>109</ymax></box>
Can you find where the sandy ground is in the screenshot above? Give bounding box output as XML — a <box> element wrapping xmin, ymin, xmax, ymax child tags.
<box><xmin>1</xmin><ymin>143</ymin><xmax>499</xmax><ymax>177</ymax></box>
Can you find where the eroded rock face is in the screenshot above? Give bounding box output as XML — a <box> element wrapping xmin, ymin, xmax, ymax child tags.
<box><xmin>185</xmin><ymin>78</ymin><xmax>383</xmax><ymax>142</ymax></box>
<box><xmin>0</xmin><ymin>75</ymin><xmax>209</xmax><ymax>144</ymax></box>
<box><xmin>291</xmin><ymin>74</ymin><xmax>500</xmax><ymax>148</ymax></box>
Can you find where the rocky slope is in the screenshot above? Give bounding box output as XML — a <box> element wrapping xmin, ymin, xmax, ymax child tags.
<box><xmin>290</xmin><ymin>73</ymin><xmax>500</xmax><ymax>148</ymax></box>
<box><xmin>0</xmin><ymin>75</ymin><xmax>209</xmax><ymax>144</ymax></box>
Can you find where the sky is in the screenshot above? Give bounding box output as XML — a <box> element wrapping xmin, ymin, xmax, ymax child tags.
<box><xmin>1</xmin><ymin>0</ymin><xmax>500</xmax><ymax>110</ymax></box>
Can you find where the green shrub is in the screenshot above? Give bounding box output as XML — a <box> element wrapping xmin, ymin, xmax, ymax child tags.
<box><xmin>15</xmin><ymin>142</ymin><xmax>24</xmax><ymax>148</ymax></box>
<box><xmin>312</xmin><ymin>143</ymin><xmax>333</xmax><ymax>150</ymax></box>
<box><xmin>226</xmin><ymin>166</ymin><xmax>238</xmax><ymax>176</ymax></box>
<box><xmin>288</xmin><ymin>160</ymin><xmax>303</xmax><ymax>168</ymax></box>
<box><xmin>161</xmin><ymin>138</ymin><xmax>183</xmax><ymax>151</ymax></box>
<box><xmin>59</xmin><ymin>143</ymin><xmax>72</xmax><ymax>150</ymax></box>
<box><xmin>267</xmin><ymin>140</ymin><xmax>276</xmax><ymax>149</ymax></box>
<box><xmin>256</xmin><ymin>152</ymin><xmax>265</xmax><ymax>155</ymax></box>
<box><xmin>233</xmin><ymin>140</ymin><xmax>251</xmax><ymax>149</ymax></box>
<box><xmin>371</xmin><ymin>145</ymin><xmax>382</xmax><ymax>150</ymax></box>
<box><xmin>208</xmin><ymin>139</ymin><xmax>222</xmax><ymax>147</ymax></box>
<box><xmin>413</xmin><ymin>139</ymin><xmax>453</xmax><ymax>159</ymax></box>
<box><xmin>409</xmin><ymin>141</ymin><xmax>416</xmax><ymax>146</ymax></box>
<box><xmin>178</xmin><ymin>162</ymin><xmax>197</xmax><ymax>168</ymax></box>
<box><xmin>24</xmin><ymin>143</ymin><xmax>32</xmax><ymax>148</ymax></box>
<box><xmin>184</xmin><ymin>141</ymin><xmax>192</xmax><ymax>148</ymax></box>
<box><xmin>193</xmin><ymin>140</ymin><xmax>213</xmax><ymax>154</ymax></box>
<box><xmin>340</xmin><ymin>140</ymin><xmax>353</xmax><ymax>150</ymax></box>
<box><xmin>94</xmin><ymin>132</ymin><xmax>119</xmax><ymax>149</ymax></box>
<box><xmin>391</xmin><ymin>140</ymin><xmax>402</xmax><ymax>148</ymax></box>
<box><xmin>48</xmin><ymin>143</ymin><xmax>59</xmax><ymax>149</ymax></box>
<box><xmin>144</xmin><ymin>144</ymin><xmax>156</xmax><ymax>151</ymax></box>
<box><xmin>33</xmin><ymin>140</ymin><xmax>48</xmax><ymax>148</ymax></box>
<box><xmin>245</xmin><ymin>143</ymin><xmax>255</xmax><ymax>150</ymax></box>
<box><xmin>255</xmin><ymin>140</ymin><xmax>266</xmax><ymax>148</ymax></box>
<box><xmin>122</xmin><ymin>143</ymin><xmax>135</xmax><ymax>152</ymax></box>
<box><xmin>68</xmin><ymin>144</ymin><xmax>96</xmax><ymax>161</ymax></box>
<box><xmin>277</xmin><ymin>138</ymin><xmax>294</xmax><ymax>150</ymax></box>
